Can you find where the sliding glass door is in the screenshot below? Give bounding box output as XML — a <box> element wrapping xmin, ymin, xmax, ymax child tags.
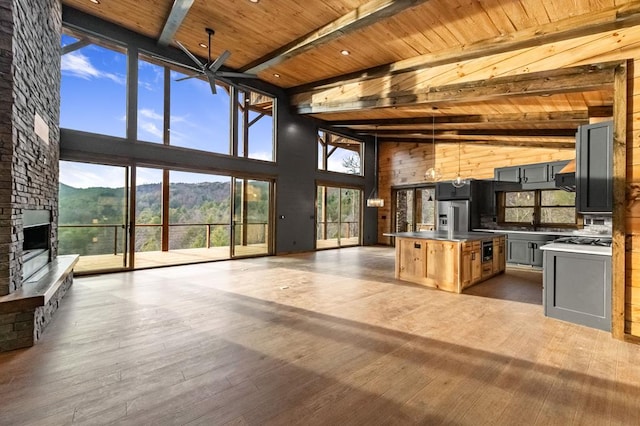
<box><xmin>58</xmin><ymin>161</ymin><xmax>130</xmax><ymax>273</ymax></box>
<box><xmin>232</xmin><ymin>177</ymin><xmax>272</xmax><ymax>257</ymax></box>
<box><xmin>316</xmin><ymin>185</ymin><xmax>361</xmax><ymax>249</ymax></box>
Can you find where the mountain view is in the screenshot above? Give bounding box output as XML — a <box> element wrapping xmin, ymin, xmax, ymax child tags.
<box><xmin>58</xmin><ymin>181</ymin><xmax>268</xmax><ymax>256</ymax></box>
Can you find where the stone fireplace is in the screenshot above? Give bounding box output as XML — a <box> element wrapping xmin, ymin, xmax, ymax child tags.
<box><xmin>0</xmin><ymin>0</ymin><xmax>77</xmax><ymax>352</ymax></box>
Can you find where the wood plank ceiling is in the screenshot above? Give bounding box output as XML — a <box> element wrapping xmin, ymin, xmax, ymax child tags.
<box><xmin>61</xmin><ymin>0</ymin><xmax>631</xmax><ymax>146</ymax></box>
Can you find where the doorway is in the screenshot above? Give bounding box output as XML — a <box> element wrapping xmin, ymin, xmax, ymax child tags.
<box><xmin>393</xmin><ymin>186</ymin><xmax>436</xmax><ymax>233</ymax></box>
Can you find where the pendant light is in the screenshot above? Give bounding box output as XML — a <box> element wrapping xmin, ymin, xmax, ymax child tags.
<box><xmin>424</xmin><ymin>115</ymin><xmax>442</xmax><ymax>182</ymax></box>
<box><xmin>451</xmin><ymin>139</ymin><xmax>467</xmax><ymax>188</ymax></box>
<box><xmin>366</xmin><ymin>130</ymin><xmax>384</xmax><ymax>207</ymax></box>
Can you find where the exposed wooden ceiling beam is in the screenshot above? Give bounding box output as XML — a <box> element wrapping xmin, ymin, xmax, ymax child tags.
<box><xmin>379</xmin><ymin>135</ymin><xmax>575</xmax><ymax>149</ymax></box>
<box><xmin>329</xmin><ymin>111</ymin><xmax>591</xmax><ymax>127</ymax></box>
<box><xmin>360</xmin><ymin>129</ymin><xmax>578</xmax><ymax>137</ymax></box>
<box><xmin>296</xmin><ymin>62</ymin><xmax>619</xmax><ymax>114</ymax></box>
<box><xmin>158</xmin><ymin>0</ymin><xmax>195</xmax><ymax>46</ymax></box>
<box><xmin>289</xmin><ymin>2</ymin><xmax>640</xmax><ymax>94</ymax></box>
<box><xmin>241</xmin><ymin>0</ymin><xmax>431</xmax><ymax>74</ymax></box>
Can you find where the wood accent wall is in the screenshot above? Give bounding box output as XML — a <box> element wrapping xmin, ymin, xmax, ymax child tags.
<box><xmin>370</xmin><ymin>23</ymin><xmax>640</xmax><ymax>339</ymax></box>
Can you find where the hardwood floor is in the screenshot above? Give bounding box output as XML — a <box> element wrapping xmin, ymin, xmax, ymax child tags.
<box><xmin>1</xmin><ymin>246</ymin><xmax>638</xmax><ymax>425</ymax></box>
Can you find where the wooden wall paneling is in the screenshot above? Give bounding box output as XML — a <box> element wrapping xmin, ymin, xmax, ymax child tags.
<box><xmin>613</xmin><ymin>61</ymin><xmax>627</xmax><ymax>339</ymax></box>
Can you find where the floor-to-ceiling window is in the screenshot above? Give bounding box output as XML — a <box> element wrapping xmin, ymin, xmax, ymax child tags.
<box><xmin>316</xmin><ymin>185</ymin><xmax>361</xmax><ymax>249</ymax></box>
<box><xmin>58</xmin><ymin>161</ymin><xmax>129</xmax><ymax>273</ymax></box>
<box><xmin>59</xmin><ymin>28</ymin><xmax>278</xmax><ymax>273</ymax></box>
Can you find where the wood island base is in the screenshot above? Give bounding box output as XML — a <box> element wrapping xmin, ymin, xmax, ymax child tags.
<box><xmin>390</xmin><ymin>233</ymin><xmax>506</xmax><ymax>293</ymax></box>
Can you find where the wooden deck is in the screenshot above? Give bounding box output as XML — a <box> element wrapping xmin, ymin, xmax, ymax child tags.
<box><xmin>72</xmin><ymin>245</ymin><xmax>269</xmax><ymax>273</ymax></box>
<box><xmin>1</xmin><ymin>246</ymin><xmax>638</xmax><ymax>425</ymax></box>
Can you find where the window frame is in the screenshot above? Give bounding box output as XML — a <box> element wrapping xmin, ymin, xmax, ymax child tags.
<box><xmin>317</xmin><ymin>129</ymin><xmax>364</xmax><ymax>176</ymax></box>
<box><xmin>498</xmin><ymin>189</ymin><xmax>578</xmax><ymax>228</ymax></box>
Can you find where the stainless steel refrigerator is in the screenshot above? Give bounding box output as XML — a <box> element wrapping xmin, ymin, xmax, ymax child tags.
<box><xmin>436</xmin><ymin>200</ymin><xmax>470</xmax><ymax>232</ymax></box>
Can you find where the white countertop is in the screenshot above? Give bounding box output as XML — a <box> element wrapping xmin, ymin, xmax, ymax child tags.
<box><xmin>539</xmin><ymin>242</ymin><xmax>612</xmax><ymax>256</ymax></box>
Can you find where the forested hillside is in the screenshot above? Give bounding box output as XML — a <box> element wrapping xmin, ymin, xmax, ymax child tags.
<box><xmin>58</xmin><ymin>181</ymin><xmax>268</xmax><ymax>256</ymax></box>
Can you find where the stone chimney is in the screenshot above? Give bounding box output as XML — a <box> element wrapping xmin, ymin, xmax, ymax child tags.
<box><xmin>0</xmin><ymin>0</ymin><xmax>61</xmax><ymax>296</ymax></box>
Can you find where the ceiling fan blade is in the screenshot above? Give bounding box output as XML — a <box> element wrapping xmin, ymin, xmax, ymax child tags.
<box><xmin>207</xmin><ymin>50</ymin><xmax>231</xmax><ymax>73</ymax></box>
<box><xmin>207</xmin><ymin>76</ymin><xmax>217</xmax><ymax>95</ymax></box>
<box><xmin>175</xmin><ymin>40</ymin><xmax>205</xmax><ymax>69</ymax></box>
<box><xmin>148</xmin><ymin>55</ymin><xmax>201</xmax><ymax>74</ymax></box>
<box><xmin>175</xmin><ymin>72</ymin><xmax>202</xmax><ymax>82</ymax></box>
<box><xmin>216</xmin><ymin>71</ymin><xmax>257</xmax><ymax>79</ymax></box>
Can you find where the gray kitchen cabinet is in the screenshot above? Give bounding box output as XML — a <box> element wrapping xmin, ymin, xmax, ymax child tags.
<box><xmin>494</xmin><ymin>166</ymin><xmax>520</xmax><ymax>182</ymax></box>
<box><xmin>506</xmin><ymin>233</ymin><xmax>555</xmax><ymax>267</ymax></box>
<box><xmin>495</xmin><ymin>160</ymin><xmax>569</xmax><ymax>188</ymax></box>
<box><xmin>543</xmin><ymin>249</ymin><xmax>611</xmax><ymax>331</ymax></box>
<box><xmin>435</xmin><ymin>181</ymin><xmax>471</xmax><ymax>200</ymax></box>
<box><xmin>576</xmin><ymin>121</ymin><xmax>613</xmax><ymax>213</ymax></box>
<box><xmin>520</xmin><ymin>163</ymin><xmax>548</xmax><ymax>184</ymax></box>
<box><xmin>548</xmin><ymin>161</ymin><xmax>569</xmax><ymax>181</ymax></box>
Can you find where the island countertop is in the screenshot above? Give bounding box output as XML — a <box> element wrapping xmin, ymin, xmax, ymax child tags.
<box><xmin>384</xmin><ymin>230</ymin><xmax>505</xmax><ymax>242</ymax></box>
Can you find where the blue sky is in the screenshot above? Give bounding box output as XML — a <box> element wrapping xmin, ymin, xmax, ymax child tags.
<box><xmin>59</xmin><ymin>34</ymin><xmax>274</xmax><ymax>187</ymax></box>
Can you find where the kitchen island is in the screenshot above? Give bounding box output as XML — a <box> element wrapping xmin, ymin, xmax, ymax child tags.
<box><xmin>386</xmin><ymin>231</ymin><xmax>506</xmax><ymax>293</ymax></box>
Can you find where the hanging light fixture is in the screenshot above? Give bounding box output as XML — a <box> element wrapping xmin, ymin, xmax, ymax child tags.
<box><xmin>424</xmin><ymin>115</ymin><xmax>442</xmax><ymax>182</ymax></box>
<box><xmin>452</xmin><ymin>139</ymin><xmax>467</xmax><ymax>188</ymax></box>
<box><xmin>366</xmin><ymin>130</ymin><xmax>384</xmax><ymax>207</ymax></box>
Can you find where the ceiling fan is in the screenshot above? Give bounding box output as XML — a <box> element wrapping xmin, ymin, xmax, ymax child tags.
<box><xmin>173</xmin><ymin>28</ymin><xmax>256</xmax><ymax>94</ymax></box>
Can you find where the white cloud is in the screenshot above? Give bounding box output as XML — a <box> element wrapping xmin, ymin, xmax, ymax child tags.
<box><xmin>139</xmin><ymin>121</ymin><xmax>163</xmax><ymax>139</ymax></box>
<box><xmin>248</xmin><ymin>151</ymin><xmax>273</xmax><ymax>162</ymax></box>
<box><xmin>61</xmin><ymin>51</ymin><xmax>125</xmax><ymax>85</ymax></box>
<box><xmin>139</xmin><ymin>109</ymin><xmax>163</xmax><ymax>121</ymax></box>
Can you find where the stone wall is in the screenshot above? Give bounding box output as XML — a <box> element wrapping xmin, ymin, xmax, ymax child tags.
<box><xmin>0</xmin><ymin>0</ymin><xmax>61</xmax><ymax>296</ymax></box>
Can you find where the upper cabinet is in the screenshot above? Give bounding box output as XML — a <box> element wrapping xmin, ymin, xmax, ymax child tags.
<box><xmin>435</xmin><ymin>181</ymin><xmax>471</xmax><ymax>200</ymax></box>
<box><xmin>494</xmin><ymin>166</ymin><xmax>520</xmax><ymax>183</ymax></box>
<box><xmin>576</xmin><ymin>121</ymin><xmax>613</xmax><ymax>213</ymax></box>
<box><xmin>494</xmin><ymin>160</ymin><xmax>570</xmax><ymax>189</ymax></box>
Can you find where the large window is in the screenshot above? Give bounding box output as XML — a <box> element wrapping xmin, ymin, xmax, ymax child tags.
<box><xmin>318</xmin><ymin>130</ymin><xmax>363</xmax><ymax>175</ymax></box>
<box><xmin>169</xmin><ymin>70</ymin><xmax>231</xmax><ymax>153</ymax></box>
<box><xmin>137</xmin><ymin>59</ymin><xmax>165</xmax><ymax>143</ymax></box>
<box><xmin>60</xmin><ymin>34</ymin><xmax>127</xmax><ymax>137</ymax></box>
<box><xmin>501</xmin><ymin>190</ymin><xmax>576</xmax><ymax>226</ymax></box>
<box><xmin>236</xmin><ymin>90</ymin><xmax>276</xmax><ymax>161</ymax></box>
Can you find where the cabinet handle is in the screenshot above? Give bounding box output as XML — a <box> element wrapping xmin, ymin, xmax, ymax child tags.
<box><xmin>472</xmin><ymin>252</ymin><xmax>476</xmax><ymax>260</ymax></box>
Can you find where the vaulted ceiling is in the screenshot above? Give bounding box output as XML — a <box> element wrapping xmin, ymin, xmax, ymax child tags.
<box><xmin>62</xmin><ymin>0</ymin><xmax>635</xmax><ymax>146</ymax></box>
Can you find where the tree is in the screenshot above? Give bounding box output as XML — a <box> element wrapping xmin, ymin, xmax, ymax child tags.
<box><xmin>342</xmin><ymin>154</ymin><xmax>361</xmax><ymax>175</ymax></box>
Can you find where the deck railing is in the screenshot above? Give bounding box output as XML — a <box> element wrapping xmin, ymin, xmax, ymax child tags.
<box><xmin>58</xmin><ymin>222</ymin><xmax>269</xmax><ymax>256</ymax></box>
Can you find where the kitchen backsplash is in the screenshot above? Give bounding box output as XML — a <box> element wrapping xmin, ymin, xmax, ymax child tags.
<box><xmin>582</xmin><ymin>215</ymin><xmax>613</xmax><ymax>235</ymax></box>
<box><xmin>479</xmin><ymin>213</ymin><xmax>612</xmax><ymax>235</ymax></box>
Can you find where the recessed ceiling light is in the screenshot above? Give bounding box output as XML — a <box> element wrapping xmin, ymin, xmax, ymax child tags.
<box><xmin>273</xmin><ymin>73</ymin><xmax>280</xmax><ymax>78</ymax></box>
<box><xmin>249</xmin><ymin>0</ymin><xmax>259</xmax><ymax>3</ymax></box>
<box><xmin>89</xmin><ymin>0</ymin><xmax>100</xmax><ymax>4</ymax></box>
<box><xmin>199</xmin><ymin>43</ymin><xmax>207</xmax><ymax>48</ymax></box>
<box><xmin>340</xmin><ymin>50</ymin><xmax>350</xmax><ymax>56</ymax></box>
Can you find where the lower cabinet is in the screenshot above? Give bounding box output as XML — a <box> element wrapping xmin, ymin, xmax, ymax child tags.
<box><xmin>506</xmin><ymin>234</ymin><xmax>555</xmax><ymax>267</ymax></box>
<box><xmin>460</xmin><ymin>241</ymin><xmax>481</xmax><ymax>287</ymax></box>
<box><xmin>397</xmin><ymin>238</ymin><xmax>428</xmax><ymax>285</ymax></box>
<box><xmin>543</xmin><ymin>249</ymin><xmax>611</xmax><ymax>331</ymax></box>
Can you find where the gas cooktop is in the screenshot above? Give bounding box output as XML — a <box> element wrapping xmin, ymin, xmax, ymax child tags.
<box><xmin>553</xmin><ymin>236</ymin><xmax>612</xmax><ymax>247</ymax></box>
